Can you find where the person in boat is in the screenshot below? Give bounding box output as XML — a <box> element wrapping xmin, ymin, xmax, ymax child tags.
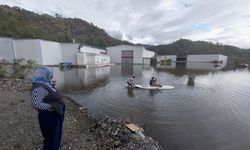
<box><xmin>149</xmin><ymin>76</ymin><xmax>162</xmax><ymax>87</ymax></box>
<box><xmin>127</xmin><ymin>76</ymin><xmax>135</xmax><ymax>88</ymax></box>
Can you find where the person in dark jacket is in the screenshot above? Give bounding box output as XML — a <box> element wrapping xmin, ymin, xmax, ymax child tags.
<box><xmin>149</xmin><ymin>76</ymin><xmax>162</xmax><ymax>87</ymax></box>
<box><xmin>30</xmin><ymin>67</ymin><xmax>65</xmax><ymax>150</ymax></box>
<box><xmin>149</xmin><ymin>77</ymin><xmax>156</xmax><ymax>86</ymax></box>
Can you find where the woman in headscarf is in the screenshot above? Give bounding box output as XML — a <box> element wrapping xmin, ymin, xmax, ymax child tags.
<box><xmin>30</xmin><ymin>67</ymin><xmax>65</xmax><ymax>150</ymax></box>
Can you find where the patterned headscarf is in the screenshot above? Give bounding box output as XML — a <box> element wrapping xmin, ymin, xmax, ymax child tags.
<box><xmin>32</xmin><ymin>67</ymin><xmax>53</xmax><ymax>85</ymax></box>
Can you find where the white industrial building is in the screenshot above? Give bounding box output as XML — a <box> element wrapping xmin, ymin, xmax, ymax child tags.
<box><xmin>0</xmin><ymin>37</ymin><xmax>15</xmax><ymax>62</ymax></box>
<box><xmin>187</xmin><ymin>54</ymin><xmax>227</xmax><ymax>63</ymax></box>
<box><xmin>186</xmin><ymin>62</ymin><xmax>227</xmax><ymax>71</ymax></box>
<box><xmin>61</xmin><ymin>43</ymin><xmax>79</xmax><ymax>65</ymax></box>
<box><xmin>156</xmin><ymin>54</ymin><xmax>227</xmax><ymax>64</ymax></box>
<box><xmin>106</xmin><ymin>45</ymin><xmax>155</xmax><ymax>64</ymax></box>
<box><xmin>14</xmin><ymin>39</ymin><xmax>62</xmax><ymax>65</ymax></box>
<box><xmin>0</xmin><ymin>38</ymin><xmax>62</xmax><ymax>65</ymax></box>
<box><xmin>77</xmin><ymin>44</ymin><xmax>110</xmax><ymax>67</ymax></box>
<box><xmin>0</xmin><ymin>37</ymin><xmax>110</xmax><ymax>67</ymax></box>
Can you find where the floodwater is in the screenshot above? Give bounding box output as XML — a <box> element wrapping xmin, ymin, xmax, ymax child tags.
<box><xmin>53</xmin><ymin>62</ymin><xmax>250</xmax><ymax>150</ymax></box>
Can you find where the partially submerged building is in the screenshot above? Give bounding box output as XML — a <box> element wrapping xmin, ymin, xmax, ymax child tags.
<box><xmin>187</xmin><ymin>54</ymin><xmax>227</xmax><ymax>64</ymax></box>
<box><xmin>14</xmin><ymin>39</ymin><xmax>62</xmax><ymax>65</ymax></box>
<box><xmin>157</xmin><ymin>54</ymin><xmax>227</xmax><ymax>64</ymax></box>
<box><xmin>106</xmin><ymin>45</ymin><xmax>155</xmax><ymax>64</ymax></box>
<box><xmin>0</xmin><ymin>37</ymin><xmax>110</xmax><ymax>67</ymax></box>
<box><xmin>77</xmin><ymin>44</ymin><xmax>110</xmax><ymax>67</ymax></box>
<box><xmin>0</xmin><ymin>37</ymin><xmax>15</xmax><ymax>62</ymax></box>
<box><xmin>0</xmin><ymin>38</ymin><xmax>62</xmax><ymax>65</ymax></box>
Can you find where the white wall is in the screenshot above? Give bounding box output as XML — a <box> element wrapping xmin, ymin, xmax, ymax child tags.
<box><xmin>143</xmin><ymin>58</ymin><xmax>151</xmax><ymax>64</ymax></box>
<box><xmin>61</xmin><ymin>43</ymin><xmax>79</xmax><ymax>65</ymax></box>
<box><xmin>95</xmin><ymin>54</ymin><xmax>110</xmax><ymax>65</ymax></box>
<box><xmin>143</xmin><ymin>49</ymin><xmax>155</xmax><ymax>58</ymax></box>
<box><xmin>186</xmin><ymin>62</ymin><xmax>226</xmax><ymax>70</ymax></box>
<box><xmin>77</xmin><ymin>52</ymin><xmax>110</xmax><ymax>66</ymax></box>
<box><xmin>13</xmin><ymin>39</ymin><xmax>43</xmax><ymax>64</ymax></box>
<box><xmin>77</xmin><ymin>53</ymin><xmax>85</xmax><ymax>66</ymax></box>
<box><xmin>40</xmin><ymin>40</ymin><xmax>62</xmax><ymax>65</ymax></box>
<box><xmin>77</xmin><ymin>53</ymin><xmax>95</xmax><ymax>65</ymax></box>
<box><xmin>107</xmin><ymin>45</ymin><xmax>122</xmax><ymax>63</ymax></box>
<box><xmin>0</xmin><ymin>37</ymin><xmax>14</xmax><ymax>62</ymax></box>
<box><xmin>219</xmin><ymin>55</ymin><xmax>228</xmax><ymax>64</ymax></box>
<box><xmin>187</xmin><ymin>54</ymin><xmax>227</xmax><ymax>63</ymax></box>
<box><xmin>107</xmin><ymin>45</ymin><xmax>144</xmax><ymax>64</ymax></box>
<box><xmin>85</xmin><ymin>53</ymin><xmax>96</xmax><ymax>65</ymax></box>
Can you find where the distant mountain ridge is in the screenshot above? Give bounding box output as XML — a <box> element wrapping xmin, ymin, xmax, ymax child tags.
<box><xmin>0</xmin><ymin>5</ymin><xmax>127</xmax><ymax>48</ymax></box>
<box><xmin>148</xmin><ymin>39</ymin><xmax>250</xmax><ymax>59</ymax></box>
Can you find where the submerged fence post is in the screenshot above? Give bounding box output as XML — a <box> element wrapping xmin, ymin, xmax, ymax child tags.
<box><xmin>187</xmin><ymin>73</ymin><xmax>196</xmax><ymax>86</ymax></box>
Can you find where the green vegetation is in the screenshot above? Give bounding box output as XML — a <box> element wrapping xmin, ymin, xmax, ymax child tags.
<box><xmin>12</xmin><ymin>58</ymin><xmax>37</xmax><ymax>79</ymax></box>
<box><xmin>160</xmin><ymin>59</ymin><xmax>171</xmax><ymax>66</ymax></box>
<box><xmin>0</xmin><ymin>63</ymin><xmax>6</xmax><ymax>78</ymax></box>
<box><xmin>0</xmin><ymin>5</ymin><xmax>128</xmax><ymax>48</ymax></box>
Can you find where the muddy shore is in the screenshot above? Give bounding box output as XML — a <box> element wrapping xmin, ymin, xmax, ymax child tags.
<box><xmin>0</xmin><ymin>78</ymin><xmax>162</xmax><ymax>150</ymax></box>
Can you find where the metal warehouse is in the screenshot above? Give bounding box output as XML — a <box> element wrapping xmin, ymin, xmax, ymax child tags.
<box><xmin>106</xmin><ymin>45</ymin><xmax>155</xmax><ymax>64</ymax></box>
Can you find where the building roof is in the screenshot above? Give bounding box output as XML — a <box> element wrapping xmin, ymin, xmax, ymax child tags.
<box><xmin>106</xmin><ymin>44</ymin><xmax>145</xmax><ymax>49</ymax></box>
<box><xmin>79</xmin><ymin>43</ymin><xmax>107</xmax><ymax>50</ymax></box>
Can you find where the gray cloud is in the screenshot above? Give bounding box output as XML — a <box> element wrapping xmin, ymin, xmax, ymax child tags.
<box><xmin>0</xmin><ymin>0</ymin><xmax>250</xmax><ymax>48</ymax></box>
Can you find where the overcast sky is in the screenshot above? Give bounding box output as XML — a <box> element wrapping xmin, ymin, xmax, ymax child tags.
<box><xmin>1</xmin><ymin>0</ymin><xmax>250</xmax><ymax>48</ymax></box>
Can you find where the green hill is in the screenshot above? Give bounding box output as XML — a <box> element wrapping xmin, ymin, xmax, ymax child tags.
<box><xmin>0</xmin><ymin>5</ymin><xmax>127</xmax><ymax>48</ymax></box>
<box><xmin>149</xmin><ymin>39</ymin><xmax>250</xmax><ymax>61</ymax></box>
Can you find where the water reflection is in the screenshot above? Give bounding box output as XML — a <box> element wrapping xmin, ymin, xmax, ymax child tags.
<box><xmin>121</xmin><ymin>64</ymin><xmax>133</xmax><ymax>76</ymax></box>
<box><xmin>51</xmin><ymin>66</ymin><xmax>110</xmax><ymax>92</ymax></box>
<box><xmin>149</xmin><ymin>89</ymin><xmax>160</xmax><ymax>97</ymax></box>
<box><xmin>49</xmin><ymin>62</ymin><xmax>250</xmax><ymax>150</ymax></box>
<box><xmin>186</xmin><ymin>62</ymin><xmax>226</xmax><ymax>70</ymax></box>
<box><xmin>155</xmin><ymin>62</ymin><xmax>227</xmax><ymax>77</ymax></box>
<box><xmin>127</xmin><ymin>88</ymin><xmax>135</xmax><ymax>97</ymax></box>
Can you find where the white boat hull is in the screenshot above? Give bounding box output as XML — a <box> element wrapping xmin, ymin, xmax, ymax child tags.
<box><xmin>124</xmin><ymin>84</ymin><xmax>174</xmax><ymax>90</ymax></box>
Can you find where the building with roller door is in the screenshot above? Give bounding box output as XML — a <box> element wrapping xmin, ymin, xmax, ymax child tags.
<box><xmin>106</xmin><ymin>45</ymin><xmax>155</xmax><ymax>64</ymax></box>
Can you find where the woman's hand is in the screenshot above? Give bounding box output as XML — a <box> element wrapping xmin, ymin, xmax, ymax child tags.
<box><xmin>48</xmin><ymin>107</ymin><xmax>54</xmax><ymax>111</ymax></box>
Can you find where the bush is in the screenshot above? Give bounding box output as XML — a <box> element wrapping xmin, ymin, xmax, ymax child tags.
<box><xmin>0</xmin><ymin>64</ymin><xmax>6</xmax><ymax>78</ymax></box>
<box><xmin>160</xmin><ymin>59</ymin><xmax>171</xmax><ymax>66</ymax></box>
<box><xmin>12</xmin><ymin>58</ymin><xmax>37</xmax><ymax>79</ymax></box>
<box><xmin>26</xmin><ymin>59</ymin><xmax>37</xmax><ymax>70</ymax></box>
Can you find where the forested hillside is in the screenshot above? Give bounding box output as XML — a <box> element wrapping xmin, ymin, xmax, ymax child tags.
<box><xmin>149</xmin><ymin>39</ymin><xmax>250</xmax><ymax>59</ymax></box>
<box><xmin>0</xmin><ymin>5</ymin><xmax>127</xmax><ymax>48</ymax></box>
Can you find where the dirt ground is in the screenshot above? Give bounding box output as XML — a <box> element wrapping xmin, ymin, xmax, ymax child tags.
<box><xmin>0</xmin><ymin>78</ymin><xmax>162</xmax><ymax>150</ymax></box>
<box><xmin>0</xmin><ymin>90</ymin><xmax>98</xmax><ymax>150</ymax></box>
